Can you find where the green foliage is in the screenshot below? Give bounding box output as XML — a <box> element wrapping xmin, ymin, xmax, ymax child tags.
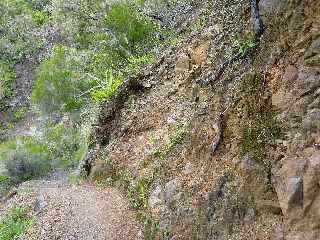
<box><xmin>49</xmin><ymin>0</ymin><xmax>107</xmax><ymax>47</ymax></box>
<box><xmin>114</xmin><ymin>169</ymin><xmax>149</xmax><ymax>209</ymax></box>
<box><xmin>87</xmin><ymin>48</ymin><xmax>124</xmax><ymax>79</ymax></box>
<box><xmin>0</xmin><ymin>121</ymin><xmax>83</xmax><ymax>183</ymax></box>
<box><xmin>118</xmin><ymin>169</ymin><xmax>134</xmax><ymax>184</ymax></box>
<box><xmin>105</xmin><ymin>1</ymin><xmax>158</xmax><ymax>53</ymax></box>
<box><xmin>153</xmin><ymin>126</ymin><xmax>187</xmax><ymax>160</ymax></box>
<box><xmin>27</xmin><ymin>0</ymin><xmax>51</xmax><ymax>10</ymax></box>
<box><xmin>32</xmin><ymin>10</ymin><xmax>50</xmax><ymax>25</ymax></box>
<box><xmin>0</xmin><ymin>175</ymin><xmax>11</xmax><ymax>196</ymax></box>
<box><xmin>128</xmin><ymin>178</ymin><xmax>149</xmax><ymax>209</ymax></box>
<box><xmin>31</xmin><ymin>0</ymin><xmax>168</xmax><ymax>116</ymax></box>
<box><xmin>0</xmin><ymin>0</ymin><xmax>183</xmax><ymax>193</ymax></box>
<box><xmin>0</xmin><ymin>174</ymin><xmax>10</xmax><ymax>195</ymax></box>
<box><xmin>6</xmin><ymin>122</ymin><xmax>14</xmax><ymax>130</ymax></box>
<box><xmin>139</xmin><ymin>212</ymin><xmax>172</xmax><ymax>240</ymax></box>
<box><xmin>32</xmin><ymin>43</ymin><xmax>138</xmax><ymax>113</ymax></box>
<box><xmin>190</xmin><ymin>9</ymin><xmax>210</xmax><ymax>32</ymax></box>
<box><xmin>0</xmin><ymin>0</ymin><xmax>45</xmax><ymax>110</ymax></box>
<box><xmin>90</xmin><ymin>68</ymin><xmax>122</xmax><ymax>102</ymax></box>
<box><xmin>12</xmin><ymin>106</ymin><xmax>28</xmax><ymax>122</ymax></box>
<box><xmin>44</xmin><ymin>122</ymin><xmax>84</xmax><ymax>168</ymax></box>
<box><xmin>235</xmin><ymin>34</ymin><xmax>258</xmax><ymax>57</ymax></box>
<box><xmin>0</xmin><ymin>206</ymin><xmax>35</xmax><ymax>240</ymax></box>
<box><xmin>95</xmin><ymin>177</ymin><xmax>113</xmax><ymax>188</ymax></box>
<box><xmin>68</xmin><ymin>173</ymin><xmax>86</xmax><ymax>185</ymax></box>
<box><xmin>32</xmin><ymin>45</ymin><xmax>94</xmax><ymax>114</ymax></box>
<box><xmin>0</xmin><ymin>137</ymin><xmax>51</xmax><ymax>183</ymax></box>
<box><xmin>240</xmin><ymin>74</ymin><xmax>280</xmax><ymax>160</ymax></box>
<box><xmin>139</xmin><ymin>212</ymin><xmax>161</xmax><ymax>240</ymax></box>
<box><xmin>0</xmin><ymin>0</ymin><xmax>43</xmax><ymax>62</ymax></box>
<box><xmin>125</xmin><ymin>54</ymin><xmax>155</xmax><ymax>74</ymax></box>
<box><xmin>0</xmin><ymin>61</ymin><xmax>16</xmax><ymax>109</ymax></box>
<box><xmin>0</xmin><ymin>175</ymin><xmax>9</xmax><ymax>183</ymax></box>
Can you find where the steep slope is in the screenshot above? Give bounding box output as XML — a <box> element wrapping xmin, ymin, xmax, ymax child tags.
<box><xmin>89</xmin><ymin>0</ymin><xmax>320</xmax><ymax>239</ymax></box>
<box><xmin>1</xmin><ymin>0</ymin><xmax>319</xmax><ymax>239</ymax></box>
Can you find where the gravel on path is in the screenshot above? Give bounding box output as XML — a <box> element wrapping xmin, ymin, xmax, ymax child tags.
<box><xmin>1</xmin><ymin>177</ymin><xmax>143</xmax><ymax>240</ymax></box>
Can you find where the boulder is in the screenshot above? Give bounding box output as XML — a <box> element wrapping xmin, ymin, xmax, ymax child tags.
<box><xmin>164</xmin><ymin>178</ymin><xmax>182</xmax><ymax>205</ymax></box>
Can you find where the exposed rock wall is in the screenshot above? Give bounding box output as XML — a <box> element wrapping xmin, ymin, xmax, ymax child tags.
<box><xmin>93</xmin><ymin>0</ymin><xmax>320</xmax><ymax>239</ymax></box>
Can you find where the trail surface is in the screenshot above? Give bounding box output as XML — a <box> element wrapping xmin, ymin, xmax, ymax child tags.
<box><xmin>1</xmin><ymin>172</ymin><xmax>142</xmax><ymax>240</ymax></box>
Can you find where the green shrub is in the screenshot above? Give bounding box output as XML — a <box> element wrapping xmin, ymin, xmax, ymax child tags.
<box><xmin>90</xmin><ymin>68</ymin><xmax>122</xmax><ymax>102</ymax></box>
<box><xmin>105</xmin><ymin>1</ymin><xmax>158</xmax><ymax>53</ymax></box>
<box><xmin>125</xmin><ymin>54</ymin><xmax>155</xmax><ymax>74</ymax></box>
<box><xmin>44</xmin><ymin>122</ymin><xmax>84</xmax><ymax>168</ymax></box>
<box><xmin>0</xmin><ymin>137</ymin><xmax>51</xmax><ymax>183</ymax></box>
<box><xmin>32</xmin><ymin>10</ymin><xmax>50</xmax><ymax>25</ymax></box>
<box><xmin>0</xmin><ymin>206</ymin><xmax>35</xmax><ymax>240</ymax></box>
<box><xmin>0</xmin><ymin>0</ymin><xmax>43</xmax><ymax>62</ymax></box>
<box><xmin>31</xmin><ymin>1</ymin><xmax>164</xmax><ymax>115</ymax></box>
<box><xmin>0</xmin><ymin>121</ymin><xmax>85</xmax><ymax>183</ymax></box>
<box><xmin>0</xmin><ymin>175</ymin><xmax>9</xmax><ymax>183</ymax></box>
<box><xmin>32</xmin><ymin>45</ymin><xmax>127</xmax><ymax>112</ymax></box>
<box><xmin>87</xmin><ymin>36</ymin><xmax>128</xmax><ymax>72</ymax></box>
<box><xmin>12</xmin><ymin>106</ymin><xmax>28</xmax><ymax>122</ymax></box>
<box><xmin>139</xmin><ymin>212</ymin><xmax>172</xmax><ymax>239</ymax></box>
<box><xmin>49</xmin><ymin>0</ymin><xmax>107</xmax><ymax>47</ymax></box>
<box><xmin>0</xmin><ymin>174</ymin><xmax>11</xmax><ymax>196</ymax></box>
<box><xmin>128</xmin><ymin>179</ymin><xmax>149</xmax><ymax>209</ymax></box>
<box><xmin>0</xmin><ymin>174</ymin><xmax>11</xmax><ymax>195</ymax></box>
<box><xmin>235</xmin><ymin>34</ymin><xmax>258</xmax><ymax>57</ymax></box>
<box><xmin>190</xmin><ymin>10</ymin><xmax>210</xmax><ymax>32</ymax></box>
<box><xmin>32</xmin><ymin>45</ymin><xmax>94</xmax><ymax>114</ymax></box>
<box><xmin>0</xmin><ymin>61</ymin><xmax>16</xmax><ymax>109</ymax></box>
<box><xmin>68</xmin><ymin>173</ymin><xmax>86</xmax><ymax>185</ymax></box>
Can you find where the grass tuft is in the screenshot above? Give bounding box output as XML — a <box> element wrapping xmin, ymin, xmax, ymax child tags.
<box><xmin>0</xmin><ymin>206</ymin><xmax>35</xmax><ymax>240</ymax></box>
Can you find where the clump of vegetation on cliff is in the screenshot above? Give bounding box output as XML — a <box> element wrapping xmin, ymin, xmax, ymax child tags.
<box><xmin>240</xmin><ymin>73</ymin><xmax>280</xmax><ymax>160</ymax></box>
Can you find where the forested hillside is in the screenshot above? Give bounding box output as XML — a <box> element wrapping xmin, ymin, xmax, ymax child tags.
<box><xmin>0</xmin><ymin>0</ymin><xmax>319</xmax><ymax>239</ymax></box>
<box><xmin>0</xmin><ymin>0</ymin><xmax>187</xmax><ymax>185</ymax></box>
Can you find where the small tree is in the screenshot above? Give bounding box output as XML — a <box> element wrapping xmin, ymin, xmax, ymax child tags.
<box><xmin>32</xmin><ymin>45</ymin><xmax>94</xmax><ymax>114</ymax></box>
<box><xmin>105</xmin><ymin>1</ymin><xmax>157</xmax><ymax>54</ymax></box>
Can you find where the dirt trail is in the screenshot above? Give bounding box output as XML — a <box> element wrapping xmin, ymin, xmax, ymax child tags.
<box><xmin>1</xmin><ymin>172</ymin><xmax>142</xmax><ymax>240</ymax></box>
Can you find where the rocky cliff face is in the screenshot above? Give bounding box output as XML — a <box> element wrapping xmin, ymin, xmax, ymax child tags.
<box><xmin>92</xmin><ymin>0</ymin><xmax>320</xmax><ymax>239</ymax></box>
